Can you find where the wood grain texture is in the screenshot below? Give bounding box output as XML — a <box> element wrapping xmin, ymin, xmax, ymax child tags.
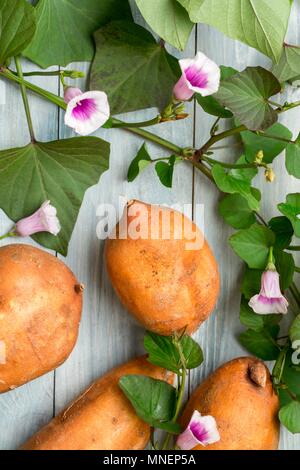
<box><xmin>0</xmin><ymin>2</ymin><xmax>299</xmax><ymax>450</ymax></box>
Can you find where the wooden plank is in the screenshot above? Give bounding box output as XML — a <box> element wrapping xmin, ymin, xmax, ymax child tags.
<box><xmin>192</xmin><ymin>15</ymin><xmax>300</xmax><ymax>449</ymax></box>
<box><xmin>0</xmin><ymin>60</ymin><xmax>59</xmax><ymax>449</ymax></box>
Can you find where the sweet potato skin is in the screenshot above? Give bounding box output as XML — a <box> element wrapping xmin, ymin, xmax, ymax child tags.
<box><xmin>181</xmin><ymin>357</ymin><xmax>280</xmax><ymax>450</ymax></box>
<box><xmin>105</xmin><ymin>200</ymin><xmax>220</xmax><ymax>336</ymax></box>
<box><xmin>21</xmin><ymin>356</ymin><xmax>173</xmax><ymax>450</ymax></box>
<box><xmin>0</xmin><ymin>244</ymin><xmax>82</xmax><ymax>393</ymax></box>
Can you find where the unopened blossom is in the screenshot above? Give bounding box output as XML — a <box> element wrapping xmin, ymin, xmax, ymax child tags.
<box><xmin>249</xmin><ymin>269</ymin><xmax>288</xmax><ymax>315</ymax></box>
<box><xmin>176</xmin><ymin>410</ymin><xmax>220</xmax><ymax>450</ymax></box>
<box><xmin>173</xmin><ymin>52</ymin><xmax>220</xmax><ymax>101</ymax></box>
<box><xmin>15</xmin><ymin>201</ymin><xmax>61</xmax><ymax>237</ymax></box>
<box><xmin>265</xmin><ymin>167</ymin><xmax>276</xmax><ymax>183</ymax></box>
<box><xmin>64</xmin><ymin>87</ymin><xmax>110</xmax><ymax>136</ymax></box>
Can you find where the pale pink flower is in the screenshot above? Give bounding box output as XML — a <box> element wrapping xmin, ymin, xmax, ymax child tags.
<box><xmin>176</xmin><ymin>410</ymin><xmax>220</xmax><ymax>450</ymax></box>
<box><xmin>249</xmin><ymin>269</ymin><xmax>289</xmax><ymax>315</ymax></box>
<box><xmin>64</xmin><ymin>87</ymin><xmax>110</xmax><ymax>136</ymax></box>
<box><xmin>173</xmin><ymin>52</ymin><xmax>220</xmax><ymax>101</ymax></box>
<box><xmin>15</xmin><ymin>201</ymin><xmax>61</xmax><ymax>237</ymax></box>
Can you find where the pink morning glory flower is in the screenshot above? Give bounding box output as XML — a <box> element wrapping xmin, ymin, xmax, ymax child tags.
<box><xmin>15</xmin><ymin>201</ymin><xmax>61</xmax><ymax>237</ymax></box>
<box><xmin>173</xmin><ymin>52</ymin><xmax>220</xmax><ymax>101</ymax></box>
<box><xmin>249</xmin><ymin>269</ymin><xmax>289</xmax><ymax>315</ymax></box>
<box><xmin>176</xmin><ymin>410</ymin><xmax>220</xmax><ymax>450</ymax></box>
<box><xmin>64</xmin><ymin>87</ymin><xmax>110</xmax><ymax>136</ymax></box>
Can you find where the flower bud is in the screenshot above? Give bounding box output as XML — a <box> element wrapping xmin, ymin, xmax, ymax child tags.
<box><xmin>265</xmin><ymin>167</ymin><xmax>275</xmax><ymax>182</ymax></box>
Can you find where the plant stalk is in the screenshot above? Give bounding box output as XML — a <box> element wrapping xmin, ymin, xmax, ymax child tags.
<box><xmin>14</xmin><ymin>57</ymin><xmax>36</xmax><ymax>142</ymax></box>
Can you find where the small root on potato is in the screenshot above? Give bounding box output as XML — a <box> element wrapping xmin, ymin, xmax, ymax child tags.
<box><xmin>248</xmin><ymin>361</ymin><xmax>267</xmax><ymax>388</ymax></box>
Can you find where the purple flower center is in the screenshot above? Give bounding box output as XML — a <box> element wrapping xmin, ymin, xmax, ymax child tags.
<box><xmin>190</xmin><ymin>421</ymin><xmax>211</xmax><ymax>443</ymax></box>
<box><xmin>72</xmin><ymin>98</ymin><xmax>97</xmax><ymax>121</ymax></box>
<box><xmin>185</xmin><ymin>65</ymin><xmax>208</xmax><ymax>88</ymax></box>
<box><xmin>258</xmin><ymin>295</ymin><xmax>285</xmax><ymax>305</ymax></box>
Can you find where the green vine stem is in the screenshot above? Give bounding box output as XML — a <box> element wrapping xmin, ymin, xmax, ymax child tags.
<box><xmin>0</xmin><ymin>232</ymin><xmax>15</xmax><ymax>241</ymax></box>
<box><xmin>295</xmin><ymin>267</ymin><xmax>300</xmax><ymax>274</ymax></box>
<box><xmin>202</xmin><ymin>155</ymin><xmax>258</xmax><ymax>169</ymax></box>
<box><xmin>14</xmin><ymin>57</ymin><xmax>35</xmax><ymax>142</ymax></box>
<box><xmin>287</xmin><ymin>246</ymin><xmax>300</xmax><ymax>251</ymax></box>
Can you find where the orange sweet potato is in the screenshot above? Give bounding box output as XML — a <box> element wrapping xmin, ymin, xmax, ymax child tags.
<box><xmin>105</xmin><ymin>200</ymin><xmax>220</xmax><ymax>336</ymax></box>
<box><xmin>21</xmin><ymin>356</ymin><xmax>173</xmax><ymax>450</ymax></box>
<box><xmin>0</xmin><ymin>244</ymin><xmax>82</xmax><ymax>393</ymax></box>
<box><xmin>181</xmin><ymin>357</ymin><xmax>280</xmax><ymax>450</ymax></box>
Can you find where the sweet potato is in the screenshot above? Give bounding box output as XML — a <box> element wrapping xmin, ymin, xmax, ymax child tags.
<box><xmin>105</xmin><ymin>200</ymin><xmax>219</xmax><ymax>336</ymax></box>
<box><xmin>181</xmin><ymin>357</ymin><xmax>280</xmax><ymax>450</ymax></box>
<box><xmin>0</xmin><ymin>244</ymin><xmax>82</xmax><ymax>393</ymax></box>
<box><xmin>21</xmin><ymin>356</ymin><xmax>172</xmax><ymax>450</ymax></box>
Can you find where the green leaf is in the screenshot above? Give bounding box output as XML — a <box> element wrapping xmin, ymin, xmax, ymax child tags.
<box><xmin>279</xmin><ymin>350</ymin><xmax>300</xmax><ymax>407</ymax></box>
<box><xmin>0</xmin><ymin>138</ymin><xmax>110</xmax><ymax>256</ymax></box>
<box><xmin>176</xmin><ymin>0</ymin><xmax>205</xmax><ymax>17</ymax></box>
<box><xmin>188</xmin><ymin>0</ymin><xmax>291</xmax><ymax>62</ymax></box>
<box><xmin>278</xmin><ymin>194</ymin><xmax>300</xmax><ymax>238</ymax></box>
<box><xmin>196</xmin><ymin>66</ymin><xmax>237</xmax><ymax>118</ymax></box>
<box><xmin>155</xmin><ymin>155</ymin><xmax>176</xmax><ymax>188</ymax></box>
<box><xmin>119</xmin><ymin>375</ymin><xmax>180</xmax><ymax>433</ymax></box>
<box><xmin>239</xmin><ymin>326</ymin><xmax>280</xmax><ymax>360</ymax></box>
<box><xmin>241</xmin><ymin>123</ymin><xmax>293</xmax><ymax>164</ymax></box>
<box><xmin>0</xmin><ymin>0</ymin><xmax>36</xmax><ymax>65</ymax></box>
<box><xmin>273</xmin><ymin>44</ymin><xmax>300</xmax><ymax>83</ymax></box>
<box><xmin>212</xmin><ymin>164</ymin><xmax>259</xmax><ymax>211</ymax></box>
<box><xmin>144</xmin><ymin>332</ymin><xmax>203</xmax><ymax>373</ymax></box>
<box><xmin>127</xmin><ymin>143</ymin><xmax>152</xmax><ymax>182</ymax></box>
<box><xmin>215</xmin><ymin>67</ymin><xmax>281</xmax><ymax>131</ymax></box>
<box><xmin>290</xmin><ymin>315</ymin><xmax>300</xmax><ymax>345</ymax></box>
<box><xmin>274</xmin><ymin>249</ymin><xmax>295</xmax><ymax>291</ymax></box>
<box><xmin>279</xmin><ymin>401</ymin><xmax>300</xmax><ymax>434</ymax></box>
<box><xmin>219</xmin><ymin>194</ymin><xmax>256</xmax><ymax>229</ymax></box>
<box><xmin>90</xmin><ymin>21</ymin><xmax>180</xmax><ymax>114</ymax></box>
<box><xmin>135</xmin><ymin>0</ymin><xmax>194</xmax><ymax>51</ymax></box>
<box><xmin>268</xmin><ymin>216</ymin><xmax>294</xmax><ymax>250</ymax></box>
<box><xmin>23</xmin><ymin>0</ymin><xmax>132</xmax><ymax>68</ymax></box>
<box><xmin>240</xmin><ymin>296</ymin><xmax>281</xmax><ymax>332</ymax></box>
<box><xmin>286</xmin><ymin>136</ymin><xmax>300</xmax><ymax>179</ymax></box>
<box><xmin>229</xmin><ymin>224</ymin><xmax>275</xmax><ymax>269</ymax></box>
<box><xmin>241</xmin><ymin>268</ymin><xmax>263</xmax><ymax>299</ymax></box>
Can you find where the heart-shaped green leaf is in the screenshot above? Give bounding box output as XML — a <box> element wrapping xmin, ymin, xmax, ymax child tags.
<box><xmin>273</xmin><ymin>44</ymin><xmax>300</xmax><ymax>83</ymax></box>
<box><xmin>290</xmin><ymin>315</ymin><xmax>300</xmax><ymax>346</ymax></box>
<box><xmin>187</xmin><ymin>0</ymin><xmax>291</xmax><ymax>62</ymax></box>
<box><xmin>239</xmin><ymin>326</ymin><xmax>280</xmax><ymax>361</ymax></box>
<box><xmin>241</xmin><ymin>123</ymin><xmax>292</xmax><ymax>164</ymax></box>
<box><xmin>219</xmin><ymin>193</ymin><xmax>256</xmax><ymax>230</ymax></box>
<box><xmin>177</xmin><ymin>0</ymin><xmax>205</xmax><ymax>18</ymax></box>
<box><xmin>229</xmin><ymin>224</ymin><xmax>275</xmax><ymax>269</ymax></box>
<box><xmin>278</xmin><ymin>194</ymin><xmax>300</xmax><ymax>238</ymax></box>
<box><xmin>136</xmin><ymin>0</ymin><xmax>194</xmax><ymax>51</ymax></box>
<box><xmin>268</xmin><ymin>216</ymin><xmax>294</xmax><ymax>250</ymax></box>
<box><xmin>279</xmin><ymin>400</ymin><xmax>300</xmax><ymax>434</ymax></box>
<box><xmin>215</xmin><ymin>67</ymin><xmax>281</xmax><ymax>130</ymax></box>
<box><xmin>0</xmin><ymin>137</ymin><xmax>110</xmax><ymax>255</ymax></box>
<box><xmin>90</xmin><ymin>21</ymin><xmax>180</xmax><ymax>114</ymax></box>
<box><xmin>0</xmin><ymin>0</ymin><xmax>36</xmax><ymax>65</ymax></box>
<box><xmin>240</xmin><ymin>296</ymin><xmax>282</xmax><ymax>331</ymax></box>
<box><xmin>155</xmin><ymin>155</ymin><xmax>176</xmax><ymax>188</ymax></box>
<box><xmin>127</xmin><ymin>143</ymin><xmax>152</xmax><ymax>182</ymax></box>
<box><xmin>119</xmin><ymin>375</ymin><xmax>180</xmax><ymax>433</ymax></box>
<box><xmin>23</xmin><ymin>0</ymin><xmax>132</xmax><ymax>68</ymax></box>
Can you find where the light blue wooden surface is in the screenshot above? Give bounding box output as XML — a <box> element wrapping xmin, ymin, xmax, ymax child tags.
<box><xmin>0</xmin><ymin>2</ymin><xmax>300</xmax><ymax>450</ymax></box>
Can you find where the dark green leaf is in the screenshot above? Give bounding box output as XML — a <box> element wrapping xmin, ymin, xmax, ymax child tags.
<box><xmin>241</xmin><ymin>123</ymin><xmax>293</xmax><ymax>164</ymax></box>
<box><xmin>135</xmin><ymin>0</ymin><xmax>194</xmax><ymax>51</ymax></box>
<box><xmin>215</xmin><ymin>67</ymin><xmax>281</xmax><ymax>131</ymax></box>
<box><xmin>281</xmin><ymin>351</ymin><xmax>300</xmax><ymax>398</ymax></box>
<box><xmin>241</xmin><ymin>268</ymin><xmax>263</xmax><ymax>299</ymax></box>
<box><xmin>268</xmin><ymin>216</ymin><xmax>294</xmax><ymax>250</ymax></box>
<box><xmin>290</xmin><ymin>315</ymin><xmax>300</xmax><ymax>345</ymax></box>
<box><xmin>196</xmin><ymin>66</ymin><xmax>237</xmax><ymax>118</ymax></box>
<box><xmin>144</xmin><ymin>332</ymin><xmax>203</xmax><ymax>373</ymax></box>
<box><xmin>239</xmin><ymin>326</ymin><xmax>280</xmax><ymax>360</ymax></box>
<box><xmin>0</xmin><ymin>138</ymin><xmax>110</xmax><ymax>256</ymax></box>
<box><xmin>286</xmin><ymin>135</ymin><xmax>300</xmax><ymax>179</ymax></box>
<box><xmin>0</xmin><ymin>0</ymin><xmax>36</xmax><ymax>65</ymax></box>
<box><xmin>229</xmin><ymin>224</ymin><xmax>275</xmax><ymax>269</ymax></box>
<box><xmin>90</xmin><ymin>21</ymin><xmax>180</xmax><ymax>114</ymax></box>
<box><xmin>273</xmin><ymin>44</ymin><xmax>300</xmax><ymax>83</ymax></box>
<box><xmin>274</xmin><ymin>250</ymin><xmax>295</xmax><ymax>291</ymax></box>
<box><xmin>119</xmin><ymin>375</ymin><xmax>180</xmax><ymax>433</ymax></box>
<box><xmin>212</xmin><ymin>164</ymin><xmax>259</xmax><ymax>211</ymax></box>
<box><xmin>127</xmin><ymin>143</ymin><xmax>152</xmax><ymax>182</ymax></box>
<box><xmin>240</xmin><ymin>296</ymin><xmax>282</xmax><ymax>331</ymax></box>
<box><xmin>155</xmin><ymin>155</ymin><xmax>176</xmax><ymax>188</ymax></box>
<box><xmin>23</xmin><ymin>0</ymin><xmax>132</xmax><ymax>68</ymax></box>
<box><xmin>186</xmin><ymin>0</ymin><xmax>291</xmax><ymax>62</ymax></box>
<box><xmin>219</xmin><ymin>194</ymin><xmax>256</xmax><ymax>229</ymax></box>
<box><xmin>278</xmin><ymin>193</ymin><xmax>300</xmax><ymax>238</ymax></box>
<box><xmin>279</xmin><ymin>401</ymin><xmax>300</xmax><ymax>434</ymax></box>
